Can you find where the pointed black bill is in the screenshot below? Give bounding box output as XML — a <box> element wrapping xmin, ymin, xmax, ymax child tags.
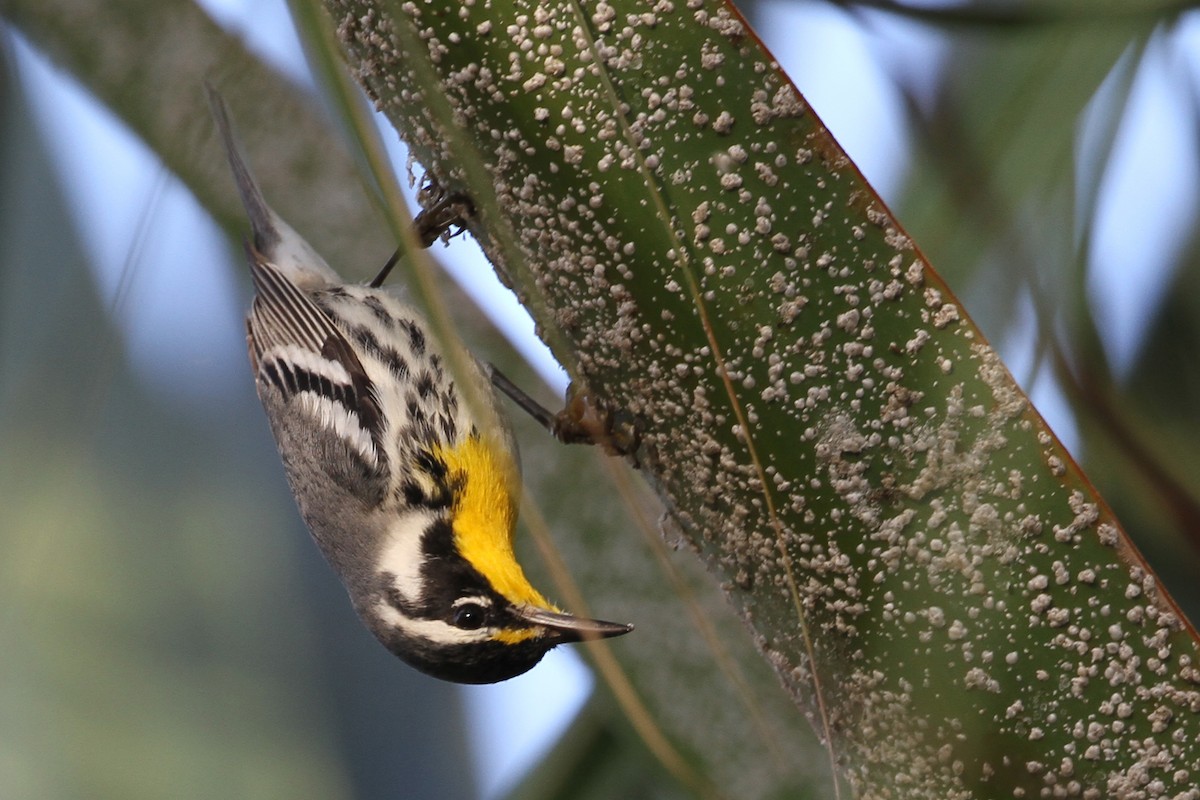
<box><xmin>515</xmin><ymin>606</ymin><xmax>634</xmax><ymax>643</ymax></box>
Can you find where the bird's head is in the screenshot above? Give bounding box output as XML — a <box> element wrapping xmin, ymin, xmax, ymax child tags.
<box><xmin>362</xmin><ymin>436</ymin><xmax>631</xmax><ymax>684</ymax></box>
<box><xmin>365</xmin><ymin>515</ymin><xmax>630</xmax><ymax>683</ymax></box>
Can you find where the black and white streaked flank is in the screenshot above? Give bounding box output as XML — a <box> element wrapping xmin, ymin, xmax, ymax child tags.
<box><xmin>207</xmin><ymin>87</ymin><xmax>630</xmax><ymax>683</ymax></box>
<box><xmin>246</xmin><ymin>257</ymin><xmax>470</xmax><ymax>490</ymax></box>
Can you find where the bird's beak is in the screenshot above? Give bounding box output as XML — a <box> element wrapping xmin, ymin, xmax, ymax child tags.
<box><xmin>515</xmin><ymin>606</ymin><xmax>634</xmax><ymax>643</ymax></box>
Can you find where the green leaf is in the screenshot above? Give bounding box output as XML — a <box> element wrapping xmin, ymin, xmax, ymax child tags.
<box><xmin>325</xmin><ymin>0</ymin><xmax>1200</xmax><ymax>796</ymax></box>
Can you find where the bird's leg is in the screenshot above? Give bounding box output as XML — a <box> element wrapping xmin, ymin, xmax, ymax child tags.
<box><xmin>486</xmin><ymin>364</ymin><xmax>639</xmax><ymax>459</ymax></box>
<box><xmin>369</xmin><ymin>248</ymin><xmax>402</xmax><ymax>288</ymax></box>
<box><xmin>370</xmin><ymin>178</ymin><xmax>473</xmax><ymax>288</ymax></box>
<box><xmin>486</xmin><ymin>366</ymin><xmax>558</xmax><ymax>431</ymax></box>
<box><xmin>415</xmin><ymin>177</ymin><xmax>472</xmax><ymax>247</ymax></box>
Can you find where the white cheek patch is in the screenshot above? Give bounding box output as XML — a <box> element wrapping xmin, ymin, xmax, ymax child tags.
<box><xmin>374</xmin><ymin>601</ymin><xmax>491</xmax><ymax>647</ymax></box>
<box><xmin>375</xmin><ymin>512</ymin><xmax>438</xmax><ymax>607</ymax></box>
<box><xmin>373</xmin><ymin>515</ymin><xmax>500</xmax><ymax>647</ymax></box>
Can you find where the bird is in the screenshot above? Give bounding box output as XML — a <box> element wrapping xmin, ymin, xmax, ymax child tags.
<box><xmin>207</xmin><ymin>87</ymin><xmax>632</xmax><ymax>684</ymax></box>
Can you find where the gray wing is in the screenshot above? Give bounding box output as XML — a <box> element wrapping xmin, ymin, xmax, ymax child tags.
<box><xmin>246</xmin><ymin>254</ymin><xmax>386</xmax><ymax>476</ymax></box>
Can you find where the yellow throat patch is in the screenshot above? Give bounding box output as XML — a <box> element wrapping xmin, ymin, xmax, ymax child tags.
<box><xmin>435</xmin><ymin>433</ymin><xmax>552</xmax><ymax>613</ymax></box>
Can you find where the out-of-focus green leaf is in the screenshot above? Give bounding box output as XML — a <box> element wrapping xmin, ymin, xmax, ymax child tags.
<box><xmin>0</xmin><ymin>0</ymin><xmax>391</xmax><ymax>272</ymax></box>
<box><xmin>896</xmin><ymin>16</ymin><xmax>1153</xmax><ymax>335</ymax></box>
<box><xmin>0</xmin><ymin>62</ymin><xmax>355</xmax><ymax>798</ymax></box>
<box><xmin>0</xmin><ymin>9</ymin><xmax>478</xmax><ymax>797</ymax></box>
<box><xmin>1075</xmin><ymin>229</ymin><xmax>1200</xmax><ymax>609</ymax></box>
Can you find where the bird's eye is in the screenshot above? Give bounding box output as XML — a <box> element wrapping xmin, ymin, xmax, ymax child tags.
<box><xmin>452</xmin><ymin>602</ymin><xmax>487</xmax><ymax>630</ymax></box>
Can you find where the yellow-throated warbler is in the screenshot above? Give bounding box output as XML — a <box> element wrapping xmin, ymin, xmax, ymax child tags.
<box><xmin>209</xmin><ymin>90</ymin><xmax>631</xmax><ymax>684</ymax></box>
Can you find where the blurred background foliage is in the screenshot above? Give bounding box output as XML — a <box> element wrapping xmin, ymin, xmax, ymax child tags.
<box><xmin>1</xmin><ymin>0</ymin><xmax>1198</xmax><ymax>798</ymax></box>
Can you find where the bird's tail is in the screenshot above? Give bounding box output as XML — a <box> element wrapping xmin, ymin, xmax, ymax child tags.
<box><xmin>205</xmin><ymin>83</ymin><xmax>341</xmax><ymax>290</ymax></box>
